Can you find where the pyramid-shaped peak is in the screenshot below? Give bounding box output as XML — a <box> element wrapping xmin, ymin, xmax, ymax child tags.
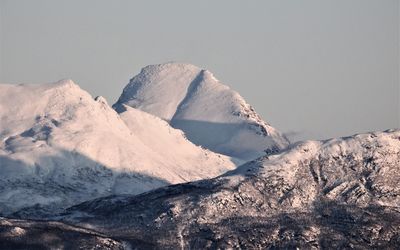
<box><xmin>114</xmin><ymin>63</ymin><xmax>290</xmax><ymax>161</ymax></box>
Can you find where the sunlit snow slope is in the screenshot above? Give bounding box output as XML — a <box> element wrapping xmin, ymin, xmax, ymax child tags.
<box><xmin>114</xmin><ymin>62</ymin><xmax>289</xmax><ymax>161</ymax></box>
<box><xmin>0</xmin><ymin>80</ymin><xmax>236</xmax><ymax>214</ymax></box>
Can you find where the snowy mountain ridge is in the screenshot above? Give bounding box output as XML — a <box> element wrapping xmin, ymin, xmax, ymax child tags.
<box><xmin>0</xmin><ymin>79</ymin><xmax>237</xmax><ymax>214</ymax></box>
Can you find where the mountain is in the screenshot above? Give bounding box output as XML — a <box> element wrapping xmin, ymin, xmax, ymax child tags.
<box><xmin>2</xmin><ymin>67</ymin><xmax>398</xmax><ymax>249</ymax></box>
<box><xmin>0</xmin><ymin>80</ymin><xmax>236</xmax><ymax>214</ymax></box>
<box><xmin>53</xmin><ymin>129</ymin><xmax>400</xmax><ymax>249</ymax></box>
<box><xmin>113</xmin><ymin>62</ymin><xmax>290</xmax><ymax>161</ymax></box>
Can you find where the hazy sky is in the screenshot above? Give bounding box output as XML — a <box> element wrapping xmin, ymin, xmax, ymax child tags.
<box><xmin>0</xmin><ymin>0</ymin><xmax>399</xmax><ymax>141</ymax></box>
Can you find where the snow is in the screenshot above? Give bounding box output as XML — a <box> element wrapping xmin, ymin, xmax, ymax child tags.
<box><xmin>119</xmin><ymin>105</ymin><xmax>240</xmax><ymax>176</ymax></box>
<box><xmin>114</xmin><ymin>62</ymin><xmax>290</xmax><ymax>161</ymax></box>
<box><xmin>222</xmin><ymin>129</ymin><xmax>400</xmax><ymax>208</ymax></box>
<box><xmin>0</xmin><ymin>80</ymin><xmax>237</xmax><ymax>214</ymax></box>
<box><xmin>8</xmin><ymin>227</ymin><xmax>26</xmax><ymax>237</ymax></box>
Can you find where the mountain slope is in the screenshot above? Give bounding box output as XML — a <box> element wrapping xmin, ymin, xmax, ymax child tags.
<box><xmin>114</xmin><ymin>62</ymin><xmax>289</xmax><ymax>161</ymax></box>
<box><xmin>0</xmin><ymin>217</ymin><xmax>126</xmax><ymax>249</ymax></box>
<box><xmin>57</xmin><ymin>129</ymin><xmax>400</xmax><ymax>249</ymax></box>
<box><xmin>118</xmin><ymin>105</ymin><xmax>241</xmax><ymax>169</ymax></box>
<box><xmin>0</xmin><ymin>80</ymin><xmax>236</xmax><ymax>214</ymax></box>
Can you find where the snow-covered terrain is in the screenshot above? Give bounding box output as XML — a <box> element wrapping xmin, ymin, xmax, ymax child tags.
<box><xmin>0</xmin><ymin>65</ymin><xmax>398</xmax><ymax>249</ymax></box>
<box><xmin>52</xmin><ymin>129</ymin><xmax>400</xmax><ymax>248</ymax></box>
<box><xmin>0</xmin><ymin>80</ymin><xmax>236</xmax><ymax>214</ymax></box>
<box><xmin>114</xmin><ymin>62</ymin><xmax>289</xmax><ymax>161</ymax></box>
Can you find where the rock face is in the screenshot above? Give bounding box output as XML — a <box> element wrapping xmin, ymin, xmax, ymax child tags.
<box><xmin>0</xmin><ymin>80</ymin><xmax>236</xmax><ymax>214</ymax></box>
<box><xmin>55</xmin><ymin>129</ymin><xmax>400</xmax><ymax>249</ymax></box>
<box><xmin>114</xmin><ymin>62</ymin><xmax>289</xmax><ymax>161</ymax></box>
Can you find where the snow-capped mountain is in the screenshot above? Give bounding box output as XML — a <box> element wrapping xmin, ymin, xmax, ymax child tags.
<box><xmin>0</xmin><ymin>80</ymin><xmax>236</xmax><ymax>214</ymax></box>
<box><xmin>113</xmin><ymin>62</ymin><xmax>290</xmax><ymax>161</ymax></box>
<box><xmin>54</xmin><ymin>129</ymin><xmax>400</xmax><ymax>248</ymax></box>
<box><xmin>1</xmin><ymin>66</ymin><xmax>398</xmax><ymax>249</ymax></box>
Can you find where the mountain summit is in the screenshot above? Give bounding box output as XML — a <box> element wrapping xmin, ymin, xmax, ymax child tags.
<box><xmin>114</xmin><ymin>62</ymin><xmax>289</xmax><ymax>161</ymax></box>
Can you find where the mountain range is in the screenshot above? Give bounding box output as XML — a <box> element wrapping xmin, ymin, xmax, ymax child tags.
<box><xmin>0</xmin><ymin>63</ymin><xmax>398</xmax><ymax>249</ymax></box>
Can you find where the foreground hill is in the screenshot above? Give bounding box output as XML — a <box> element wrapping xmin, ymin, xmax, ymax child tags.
<box><xmin>0</xmin><ymin>80</ymin><xmax>236</xmax><ymax>214</ymax></box>
<box><xmin>0</xmin><ymin>217</ymin><xmax>126</xmax><ymax>249</ymax></box>
<box><xmin>114</xmin><ymin>62</ymin><xmax>289</xmax><ymax>161</ymax></box>
<box><xmin>53</xmin><ymin>129</ymin><xmax>400</xmax><ymax>249</ymax></box>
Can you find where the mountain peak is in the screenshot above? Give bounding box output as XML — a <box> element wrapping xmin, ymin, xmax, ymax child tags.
<box><xmin>53</xmin><ymin>78</ymin><xmax>77</xmax><ymax>86</ymax></box>
<box><xmin>43</xmin><ymin>79</ymin><xmax>82</xmax><ymax>93</ymax></box>
<box><xmin>114</xmin><ymin>63</ymin><xmax>289</xmax><ymax>161</ymax></box>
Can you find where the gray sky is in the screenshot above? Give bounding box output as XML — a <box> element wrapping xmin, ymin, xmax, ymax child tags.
<box><xmin>1</xmin><ymin>0</ymin><xmax>399</xmax><ymax>142</ymax></box>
